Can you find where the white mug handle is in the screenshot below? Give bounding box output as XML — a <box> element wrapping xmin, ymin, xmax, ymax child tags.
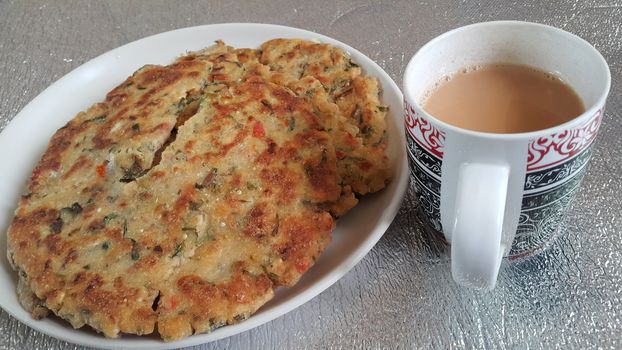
<box><xmin>450</xmin><ymin>163</ymin><xmax>509</xmax><ymax>290</ymax></box>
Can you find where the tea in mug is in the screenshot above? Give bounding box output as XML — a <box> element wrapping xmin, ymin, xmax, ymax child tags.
<box><xmin>422</xmin><ymin>64</ymin><xmax>585</xmax><ymax>133</ymax></box>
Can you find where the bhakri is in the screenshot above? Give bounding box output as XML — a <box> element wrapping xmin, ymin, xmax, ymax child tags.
<box><xmin>6</xmin><ymin>39</ymin><xmax>390</xmax><ymax>341</ymax></box>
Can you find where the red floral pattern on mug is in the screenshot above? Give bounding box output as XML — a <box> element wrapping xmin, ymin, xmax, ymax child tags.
<box><xmin>527</xmin><ymin>109</ymin><xmax>603</xmax><ymax>171</ymax></box>
<box><xmin>404</xmin><ymin>99</ymin><xmax>445</xmax><ymax>159</ymax></box>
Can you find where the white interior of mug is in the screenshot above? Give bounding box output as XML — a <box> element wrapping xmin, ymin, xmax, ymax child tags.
<box><xmin>405</xmin><ymin>21</ymin><xmax>610</xmax><ymax>128</ymax></box>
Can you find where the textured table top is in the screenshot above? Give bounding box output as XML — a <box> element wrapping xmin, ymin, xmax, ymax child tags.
<box><xmin>1</xmin><ymin>1</ymin><xmax>621</xmax><ymax>349</ymax></box>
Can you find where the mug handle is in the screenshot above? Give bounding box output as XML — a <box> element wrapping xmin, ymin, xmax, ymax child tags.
<box><xmin>450</xmin><ymin>163</ymin><xmax>509</xmax><ymax>290</ymax></box>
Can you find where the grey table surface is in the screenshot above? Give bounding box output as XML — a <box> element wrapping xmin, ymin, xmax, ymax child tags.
<box><xmin>1</xmin><ymin>0</ymin><xmax>621</xmax><ymax>349</ymax></box>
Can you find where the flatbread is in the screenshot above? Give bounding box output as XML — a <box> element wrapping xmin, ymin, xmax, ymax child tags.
<box><xmin>6</xmin><ymin>39</ymin><xmax>389</xmax><ymax>341</ymax></box>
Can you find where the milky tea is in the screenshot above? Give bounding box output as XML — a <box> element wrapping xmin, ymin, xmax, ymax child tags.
<box><xmin>422</xmin><ymin>64</ymin><xmax>585</xmax><ymax>133</ymax></box>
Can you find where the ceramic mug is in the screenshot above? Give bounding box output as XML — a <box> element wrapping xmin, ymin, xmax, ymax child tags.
<box><xmin>403</xmin><ymin>21</ymin><xmax>611</xmax><ymax>289</ymax></box>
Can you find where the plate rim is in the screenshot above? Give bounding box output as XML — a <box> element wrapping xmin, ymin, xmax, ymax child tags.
<box><xmin>0</xmin><ymin>22</ymin><xmax>408</xmax><ymax>349</ymax></box>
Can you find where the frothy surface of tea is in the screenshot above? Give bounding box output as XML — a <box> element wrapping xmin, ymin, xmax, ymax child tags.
<box><xmin>422</xmin><ymin>64</ymin><xmax>585</xmax><ymax>133</ymax></box>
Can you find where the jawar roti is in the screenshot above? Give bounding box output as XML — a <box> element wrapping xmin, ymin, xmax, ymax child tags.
<box><xmin>6</xmin><ymin>39</ymin><xmax>390</xmax><ymax>341</ymax></box>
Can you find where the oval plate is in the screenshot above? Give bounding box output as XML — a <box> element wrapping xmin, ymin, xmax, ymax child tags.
<box><xmin>0</xmin><ymin>23</ymin><xmax>408</xmax><ymax>349</ymax></box>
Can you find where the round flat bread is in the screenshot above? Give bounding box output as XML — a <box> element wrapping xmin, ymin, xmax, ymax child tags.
<box><xmin>6</xmin><ymin>39</ymin><xmax>388</xmax><ymax>341</ymax></box>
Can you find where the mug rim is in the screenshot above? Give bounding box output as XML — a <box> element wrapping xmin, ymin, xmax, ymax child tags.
<box><xmin>403</xmin><ymin>20</ymin><xmax>611</xmax><ymax>140</ymax></box>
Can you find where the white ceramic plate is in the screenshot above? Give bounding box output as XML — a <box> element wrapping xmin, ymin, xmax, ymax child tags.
<box><xmin>0</xmin><ymin>23</ymin><xmax>408</xmax><ymax>349</ymax></box>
